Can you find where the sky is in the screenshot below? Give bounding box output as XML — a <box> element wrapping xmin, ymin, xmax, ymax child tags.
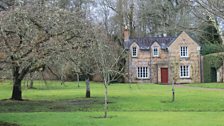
<box><xmin>217</xmin><ymin>17</ymin><xmax>224</xmax><ymax>32</ymax></box>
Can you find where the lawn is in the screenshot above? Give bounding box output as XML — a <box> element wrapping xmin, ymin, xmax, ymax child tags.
<box><xmin>0</xmin><ymin>81</ymin><xmax>224</xmax><ymax>126</ymax></box>
<box><xmin>185</xmin><ymin>83</ymin><xmax>224</xmax><ymax>89</ymax></box>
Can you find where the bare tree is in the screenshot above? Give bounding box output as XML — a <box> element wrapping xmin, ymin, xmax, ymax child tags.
<box><xmin>99</xmin><ymin>0</ymin><xmax>136</xmax><ymax>44</ymax></box>
<box><xmin>0</xmin><ymin>0</ymin><xmax>15</xmax><ymax>11</ymax></box>
<box><xmin>194</xmin><ymin>0</ymin><xmax>224</xmax><ymax>19</ymax></box>
<box><xmin>135</xmin><ymin>0</ymin><xmax>196</xmax><ymax>36</ymax></box>
<box><xmin>91</xmin><ymin>25</ymin><xmax>125</xmax><ymax>118</ymax></box>
<box><xmin>0</xmin><ymin>3</ymin><xmax>86</xmax><ymax>100</ymax></box>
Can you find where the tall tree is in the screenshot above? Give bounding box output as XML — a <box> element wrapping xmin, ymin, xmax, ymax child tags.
<box><xmin>0</xmin><ymin>3</ymin><xmax>86</xmax><ymax>100</ymax></box>
<box><xmin>199</xmin><ymin>16</ymin><xmax>222</xmax><ymax>44</ymax></box>
<box><xmin>55</xmin><ymin>0</ymin><xmax>96</xmax><ymax>97</ymax></box>
<box><xmin>101</xmin><ymin>0</ymin><xmax>135</xmax><ymax>43</ymax></box>
<box><xmin>92</xmin><ymin>25</ymin><xmax>125</xmax><ymax>118</ymax></box>
<box><xmin>135</xmin><ymin>0</ymin><xmax>194</xmax><ymax>36</ymax></box>
<box><xmin>61</xmin><ymin>24</ymin><xmax>96</xmax><ymax>97</ymax></box>
<box><xmin>195</xmin><ymin>0</ymin><xmax>224</xmax><ymax>19</ymax></box>
<box><xmin>192</xmin><ymin>0</ymin><xmax>224</xmax><ymax>54</ymax></box>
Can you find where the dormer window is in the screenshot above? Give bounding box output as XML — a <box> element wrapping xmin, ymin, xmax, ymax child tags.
<box><xmin>180</xmin><ymin>46</ymin><xmax>188</xmax><ymax>57</ymax></box>
<box><xmin>153</xmin><ymin>47</ymin><xmax>159</xmax><ymax>57</ymax></box>
<box><xmin>132</xmin><ymin>47</ymin><xmax>137</xmax><ymax>57</ymax></box>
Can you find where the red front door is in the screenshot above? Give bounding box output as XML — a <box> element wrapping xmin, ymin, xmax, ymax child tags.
<box><xmin>161</xmin><ymin>68</ymin><xmax>168</xmax><ymax>84</ymax></box>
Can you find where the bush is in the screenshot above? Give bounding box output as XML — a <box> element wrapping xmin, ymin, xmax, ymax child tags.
<box><xmin>201</xmin><ymin>43</ymin><xmax>224</xmax><ymax>55</ymax></box>
<box><xmin>203</xmin><ymin>53</ymin><xmax>224</xmax><ymax>82</ymax></box>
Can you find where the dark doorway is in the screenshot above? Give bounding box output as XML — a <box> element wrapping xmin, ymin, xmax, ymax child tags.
<box><xmin>210</xmin><ymin>67</ymin><xmax>217</xmax><ymax>82</ymax></box>
<box><xmin>161</xmin><ymin>68</ymin><xmax>168</xmax><ymax>84</ymax></box>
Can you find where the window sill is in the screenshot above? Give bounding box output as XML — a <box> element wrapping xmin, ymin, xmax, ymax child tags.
<box><xmin>180</xmin><ymin>56</ymin><xmax>189</xmax><ymax>58</ymax></box>
<box><xmin>136</xmin><ymin>77</ymin><xmax>150</xmax><ymax>80</ymax></box>
<box><xmin>180</xmin><ymin>77</ymin><xmax>191</xmax><ymax>79</ymax></box>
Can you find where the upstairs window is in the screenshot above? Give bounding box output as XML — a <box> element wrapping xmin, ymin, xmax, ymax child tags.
<box><xmin>180</xmin><ymin>65</ymin><xmax>190</xmax><ymax>78</ymax></box>
<box><xmin>153</xmin><ymin>47</ymin><xmax>159</xmax><ymax>57</ymax></box>
<box><xmin>180</xmin><ymin>46</ymin><xmax>188</xmax><ymax>57</ymax></box>
<box><xmin>132</xmin><ymin>47</ymin><xmax>137</xmax><ymax>57</ymax></box>
<box><xmin>137</xmin><ymin>67</ymin><xmax>149</xmax><ymax>79</ymax></box>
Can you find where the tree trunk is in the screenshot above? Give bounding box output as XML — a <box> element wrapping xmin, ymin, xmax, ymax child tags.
<box><xmin>60</xmin><ymin>65</ymin><xmax>65</xmax><ymax>85</ymax></box>
<box><xmin>11</xmin><ymin>79</ymin><xmax>22</xmax><ymax>100</ymax></box>
<box><xmin>61</xmin><ymin>75</ymin><xmax>65</xmax><ymax>85</ymax></box>
<box><xmin>85</xmin><ymin>78</ymin><xmax>90</xmax><ymax>98</ymax></box>
<box><xmin>24</xmin><ymin>79</ymin><xmax>29</xmax><ymax>88</ymax></box>
<box><xmin>129</xmin><ymin>2</ymin><xmax>135</xmax><ymax>38</ymax></box>
<box><xmin>104</xmin><ymin>82</ymin><xmax>108</xmax><ymax>118</ymax></box>
<box><xmin>29</xmin><ymin>73</ymin><xmax>34</xmax><ymax>89</ymax></box>
<box><xmin>30</xmin><ymin>79</ymin><xmax>33</xmax><ymax>88</ymax></box>
<box><xmin>172</xmin><ymin>80</ymin><xmax>175</xmax><ymax>102</ymax></box>
<box><xmin>41</xmin><ymin>71</ymin><xmax>47</xmax><ymax>86</ymax></box>
<box><xmin>77</xmin><ymin>73</ymin><xmax>80</xmax><ymax>88</ymax></box>
<box><xmin>11</xmin><ymin>66</ymin><xmax>23</xmax><ymax>100</ymax></box>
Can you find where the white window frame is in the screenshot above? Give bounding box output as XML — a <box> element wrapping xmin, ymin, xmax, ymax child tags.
<box><xmin>153</xmin><ymin>47</ymin><xmax>159</xmax><ymax>57</ymax></box>
<box><xmin>137</xmin><ymin>67</ymin><xmax>149</xmax><ymax>79</ymax></box>
<box><xmin>132</xmin><ymin>46</ymin><xmax>137</xmax><ymax>57</ymax></box>
<box><xmin>180</xmin><ymin>65</ymin><xmax>190</xmax><ymax>78</ymax></box>
<box><xmin>180</xmin><ymin>46</ymin><xmax>188</xmax><ymax>57</ymax></box>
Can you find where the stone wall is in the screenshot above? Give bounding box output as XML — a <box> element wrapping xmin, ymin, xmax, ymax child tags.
<box><xmin>127</xmin><ymin>42</ymin><xmax>170</xmax><ymax>83</ymax></box>
<box><xmin>126</xmin><ymin>32</ymin><xmax>201</xmax><ymax>84</ymax></box>
<box><xmin>218</xmin><ymin>61</ymin><xmax>224</xmax><ymax>82</ymax></box>
<box><xmin>168</xmin><ymin>32</ymin><xmax>201</xmax><ymax>83</ymax></box>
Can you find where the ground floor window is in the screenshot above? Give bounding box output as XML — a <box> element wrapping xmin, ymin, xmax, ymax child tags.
<box><xmin>137</xmin><ymin>67</ymin><xmax>149</xmax><ymax>79</ymax></box>
<box><xmin>180</xmin><ymin>65</ymin><xmax>190</xmax><ymax>78</ymax></box>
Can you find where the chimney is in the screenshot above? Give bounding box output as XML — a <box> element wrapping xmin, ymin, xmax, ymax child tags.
<box><xmin>124</xmin><ymin>26</ymin><xmax>129</xmax><ymax>41</ymax></box>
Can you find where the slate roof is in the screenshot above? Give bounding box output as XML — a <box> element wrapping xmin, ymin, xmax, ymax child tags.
<box><xmin>124</xmin><ymin>36</ymin><xmax>176</xmax><ymax>50</ymax></box>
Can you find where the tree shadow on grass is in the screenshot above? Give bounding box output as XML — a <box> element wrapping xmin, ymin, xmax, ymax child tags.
<box><xmin>0</xmin><ymin>98</ymin><xmax>103</xmax><ymax>112</ymax></box>
<box><xmin>0</xmin><ymin>121</ymin><xmax>20</xmax><ymax>126</ymax></box>
<box><xmin>160</xmin><ymin>100</ymin><xmax>174</xmax><ymax>103</ymax></box>
<box><xmin>89</xmin><ymin>115</ymin><xmax>118</xmax><ymax>119</ymax></box>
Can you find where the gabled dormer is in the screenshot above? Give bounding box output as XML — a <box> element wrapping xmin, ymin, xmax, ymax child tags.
<box><xmin>151</xmin><ymin>42</ymin><xmax>160</xmax><ymax>57</ymax></box>
<box><xmin>130</xmin><ymin>42</ymin><xmax>139</xmax><ymax>58</ymax></box>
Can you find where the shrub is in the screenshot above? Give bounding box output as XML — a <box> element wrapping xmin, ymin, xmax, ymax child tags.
<box><xmin>201</xmin><ymin>43</ymin><xmax>224</xmax><ymax>55</ymax></box>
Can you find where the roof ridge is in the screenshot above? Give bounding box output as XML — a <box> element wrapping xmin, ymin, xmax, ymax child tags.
<box><xmin>130</xmin><ymin>36</ymin><xmax>176</xmax><ymax>39</ymax></box>
<box><xmin>125</xmin><ymin>36</ymin><xmax>177</xmax><ymax>50</ymax></box>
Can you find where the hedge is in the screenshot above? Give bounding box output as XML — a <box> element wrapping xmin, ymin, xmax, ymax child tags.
<box><xmin>203</xmin><ymin>53</ymin><xmax>224</xmax><ymax>82</ymax></box>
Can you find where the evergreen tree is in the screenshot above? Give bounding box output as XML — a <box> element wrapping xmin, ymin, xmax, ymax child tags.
<box><xmin>200</xmin><ymin>16</ymin><xmax>222</xmax><ymax>44</ymax></box>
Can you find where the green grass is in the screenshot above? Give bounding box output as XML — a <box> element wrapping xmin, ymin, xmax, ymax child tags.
<box><xmin>1</xmin><ymin>81</ymin><xmax>224</xmax><ymax>126</ymax></box>
<box><xmin>186</xmin><ymin>83</ymin><xmax>224</xmax><ymax>89</ymax></box>
<box><xmin>1</xmin><ymin>112</ymin><xmax>224</xmax><ymax>126</ymax></box>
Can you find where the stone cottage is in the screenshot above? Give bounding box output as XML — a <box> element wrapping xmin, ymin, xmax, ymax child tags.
<box><xmin>124</xmin><ymin>28</ymin><xmax>202</xmax><ymax>84</ymax></box>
